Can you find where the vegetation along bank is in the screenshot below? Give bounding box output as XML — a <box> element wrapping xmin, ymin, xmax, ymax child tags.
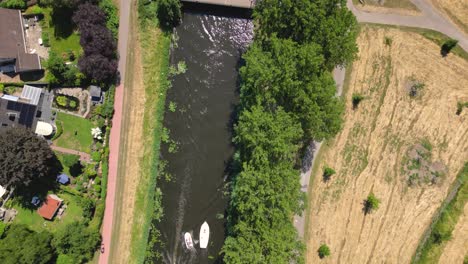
<box><xmin>221</xmin><ymin>0</ymin><xmax>358</xmax><ymax>262</ymax></box>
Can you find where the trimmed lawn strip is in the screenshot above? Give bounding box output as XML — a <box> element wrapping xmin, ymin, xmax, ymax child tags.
<box><xmin>53</xmin><ymin>112</ymin><xmax>94</xmax><ymax>153</ymax></box>
<box><xmin>129</xmin><ymin>21</ymin><xmax>171</xmax><ymax>263</ymax></box>
<box><xmin>352</xmin><ymin>0</ymin><xmax>419</xmax><ymax>11</ymax></box>
<box><xmin>361</xmin><ymin>23</ymin><xmax>468</xmax><ymax>60</ymax></box>
<box><xmin>412</xmin><ymin>163</ymin><xmax>468</xmax><ymax>264</ymax></box>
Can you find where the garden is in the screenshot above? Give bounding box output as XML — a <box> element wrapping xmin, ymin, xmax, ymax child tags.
<box><xmin>54</xmin><ymin>94</ymin><xmax>79</xmax><ymax>110</ymax></box>
<box><xmin>53</xmin><ymin>112</ymin><xmax>94</xmax><ymax>153</ymax></box>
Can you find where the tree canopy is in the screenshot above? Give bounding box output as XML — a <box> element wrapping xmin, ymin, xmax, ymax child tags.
<box><xmin>0</xmin><ymin>128</ymin><xmax>59</xmax><ymax>191</ymax></box>
<box><xmin>52</xmin><ymin>222</ymin><xmax>100</xmax><ymax>263</ymax></box>
<box><xmin>0</xmin><ymin>224</ymin><xmax>55</xmax><ymax>264</ymax></box>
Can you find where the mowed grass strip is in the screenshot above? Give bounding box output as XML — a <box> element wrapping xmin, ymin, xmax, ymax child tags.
<box><xmin>53</xmin><ymin>112</ymin><xmax>93</xmax><ymax>153</ymax></box>
<box><xmin>413</xmin><ymin>163</ymin><xmax>468</xmax><ymax>264</ymax></box>
<box><xmin>353</xmin><ymin>0</ymin><xmax>419</xmax><ymax>11</ymax></box>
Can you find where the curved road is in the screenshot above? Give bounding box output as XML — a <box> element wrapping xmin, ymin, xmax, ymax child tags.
<box><xmin>294</xmin><ymin>0</ymin><xmax>468</xmax><ymax>238</ymax></box>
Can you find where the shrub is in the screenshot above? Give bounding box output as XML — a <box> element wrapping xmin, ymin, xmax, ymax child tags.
<box><xmin>456</xmin><ymin>101</ymin><xmax>468</xmax><ymax>115</ymax></box>
<box><xmin>364</xmin><ymin>192</ymin><xmax>380</xmax><ymax>214</ymax></box>
<box><xmin>157</xmin><ymin>0</ymin><xmax>182</xmax><ymax>30</ymax></box>
<box><xmin>56</xmin><ymin>96</ymin><xmax>67</xmax><ymax>107</ymax></box>
<box><xmin>409</xmin><ymin>81</ymin><xmax>425</xmax><ymax>98</ymax></box>
<box><xmin>91</xmin><ymin>151</ymin><xmax>101</xmax><ymax>163</ymax></box>
<box><xmin>69</xmin><ymin>100</ymin><xmax>77</xmax><ymax>109</ymax></box>
<box><xmin>318</xmin><ymin>244</ymin><xmax>331</xmax><ymax>259</ymax></box>
<box><xmin>168</xmin><ymin>101</ymin><xmax>177</xmax><ymax>112</ymax></box>
<box><xmin>441</xmin><ymin>39</ymin><xmax>458</xmax><ymax>56</ymax></box>
<box><xmin>0</xmin><ymin>84</ymin><xmax>4</xmax><ymax>94</ymax></box>
<box><xmin>384</xmin><ymin>36</ymin><xmax>393</xmax><ymax>46</ymax></box>
<box><xmin>352</xmin><ymin>93</ymin><xmax>365</xmax><ymax>109</ymax></box>
<box><xmin>79</xmin><ymin>198</ymin><xmax>96</xmax><ymax>220</ymax></box>
<box><xmin>323</xmin><ymin>166</ymin><xmax>336</xmax><ymax>182</ymax></box>
<box><xmin>42</xmin><ymin>32</ymin><xmax>50</xmax><ymax>47</ymax></box>
<box><xmin>25</xmin><ymin>5</ymin><xmax>44</xmax><ymax>15</ymax></box>
<box><xmin>52</xmin><ymin>121</ymin><xmax>63</xmax><ymax>140</ymax></box>
<box><xmin>0</xmin><ymin>0</ymin><xmax>27</xmax><ymax>9</ymax></box>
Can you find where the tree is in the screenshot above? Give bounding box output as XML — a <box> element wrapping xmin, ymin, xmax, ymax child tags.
<box><xmin>157</xmin><ymin>0</ymin><xmax>182</xmax><ymax>29</ymax></box>
<box><xmin>323</xmin><ymin>166</ymin><xmax>336</xmax><ymax>182</ymax></box>
<box><xmin>0</xmin><ymin>0</ymin><xmax>26</xmax><ymax>9</ymax></box>
<box><xmin>0</xmin><ymin>128</ymin><xmax>60</xmax><ymax>192</ymax></box>
<box><xmin>52</xmin><ymin>222</ymin><xmax>100</xmax><ymax>263</ymax></box>
<box><xmin>79</xmin><ymin>198</ymin><xmax>96</xmax><ymax>220</ymax></box>
<box><xmin>364</xmin><ymin>192</ymin><xmax>380</xmax><ymax>214</ymax></box>
<box><xmin>254</xmin><ymin>0</ymin><xmax>358</xmax><ymax>68</ymax></box>
<box><xmin>72</xmin><ymin>2</ymin><xmax>107</xmax><ymax>29</ymax></box>
<box><xmin>352</xmin><ymin>93</ymin><xmax>365</xmax><ymax>109</ymax></box>
<box><xmin>318</xmin><ymin>244</ymin><xmax>331</xmax><ymax>259</ymax></box>
<box><xmin>0</xmin><ymin>224</ymin><xmax>55</xmax><ymax>264</ymax></box>
<box><xmin>79</xmin><ymin>25</ymin><xmax>116</xmax><ymax>57</ymax></box>
<box><xmin>441</xmin><ymin>38</ymin><xmax>458</xmax><ymax>56</ymax></box>
<box><xmin>240</xmin><ymin>37</ymin><xmax>344</xmax><ymax>141</ymax></box>
<box><xmin>78</xmin><ymin>54</ymin><xmax>117</xmax><ymax>83</ymax></box>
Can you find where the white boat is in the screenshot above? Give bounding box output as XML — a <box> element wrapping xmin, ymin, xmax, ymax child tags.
<box><xmin>199</xmin><ymin>221</ymin><xmax>210</xmax><ymax>249</ymax></box>
<box><xmin>184</xmin><ymin>232</ymin><xmax>194</xmax><ymax>249</ymax></box>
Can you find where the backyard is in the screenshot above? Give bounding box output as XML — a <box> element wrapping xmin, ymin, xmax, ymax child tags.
<box><xmin>53</xmin><ymin>112</ymin><xmax>94</xmax><ymax>153</ymax></box>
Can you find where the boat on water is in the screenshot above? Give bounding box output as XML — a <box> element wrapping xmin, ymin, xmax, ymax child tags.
<box><xmin>199</xmin><ymin>221</ymin><xmax>210</xmax><ymax>249</ymax></box>
<box><xmin>184</xmin><ymin>232</ymin><xmax>194</xmax><ymax>249</ymax></box>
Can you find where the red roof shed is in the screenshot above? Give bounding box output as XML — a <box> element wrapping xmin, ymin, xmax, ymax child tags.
<box><xmin>37</xmin><ymin>194</ymin><xmax>63</xmax><ymax>220</ymax></box>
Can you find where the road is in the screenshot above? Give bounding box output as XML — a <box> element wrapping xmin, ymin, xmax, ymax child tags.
<box><xmin>294</xmin><ymin>0</ymin><xmax>468</xmax><ymax>238</ymax></box>
<box><xmin>99</xmin><ymin>0</ymin><xmax>131</xmax><ymax>263</ymax></box>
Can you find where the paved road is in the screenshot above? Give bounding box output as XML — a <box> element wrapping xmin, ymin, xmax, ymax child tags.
<box><xmin>99</xmin><ymin>0</ymin><xmax>131</xmax><ymax>263</ymax></box>
<box><xmin>294</xmin><ymin>0</ymin><xmax>468</xmax><ymax>239</ymax></box>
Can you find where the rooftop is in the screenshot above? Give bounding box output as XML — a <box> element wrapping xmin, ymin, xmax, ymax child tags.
<box><xmin>37</xmin><ymin>194</ymin><xmax>63</xmax><ymax>220</ymax></box>
<box><xmin>0</xmin><ymin>8</ymin><xmax>41</xmax><ymax>72</ymax></box>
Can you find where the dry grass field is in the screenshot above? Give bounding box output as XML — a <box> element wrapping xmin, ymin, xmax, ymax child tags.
<box><xmin>305</xmin><ymin>25</ymin><xmax>468</xmax><ymax>263</ymax></box>
<box><xmin>438</xmin><ymin>203</ymin><xmax>468</xmax><ymax>264</ymax></box>
<box><xmin>353</xmin><ymin>0</ymin><xmax>421</xmax><ymax>15</ymax></box>
<box><xmin>431</xmin><ymin>0</ymin><xmax>468</xmax><ymax>35</ymax></box>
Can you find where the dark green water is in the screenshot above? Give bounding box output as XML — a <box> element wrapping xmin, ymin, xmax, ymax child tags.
<box><xmin>157</xmin><ymin>6</ymin><xmax>252</xmax><ymax>264</ymax></box>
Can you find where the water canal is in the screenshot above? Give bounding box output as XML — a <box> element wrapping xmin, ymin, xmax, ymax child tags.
<box><xmin>157</xmin><ymin>5</ymin><xmax>252</xmax><ymax>264</ymax></box>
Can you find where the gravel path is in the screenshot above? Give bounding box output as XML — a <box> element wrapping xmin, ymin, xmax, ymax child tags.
<box><xmin>50</xmin><ymin>144</ymin><xmax>91</xmax><ymax>163</ymax></box>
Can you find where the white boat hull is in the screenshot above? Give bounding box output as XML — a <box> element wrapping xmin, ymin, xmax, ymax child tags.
<box><xmin>199</xmin><ymin>221</ymin><xmax>210</xmax><ymax>249</ymax></box>
<box><xmin>184</xmin><ymin>232</ymin><xmax>194</xmax><ymax>249</ymax></box>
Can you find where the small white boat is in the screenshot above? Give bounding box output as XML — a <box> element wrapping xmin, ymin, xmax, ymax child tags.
<box><xmin>199</xmin><ymin>221</ymin><xmax>210</xmax><ymax>249</ymax></box>
<box><xmin>184</xmin><ymin>232</ymin><xmax>194</xmax><ymax>249</ymax></box>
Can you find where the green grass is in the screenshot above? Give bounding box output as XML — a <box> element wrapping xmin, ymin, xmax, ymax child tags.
<box><xmin>412</xmin><ymin>163</ymin><xmax>468</xmax><ymax>263</ymax></box>
<box><xmin>53</xmin><ymin>112</ymin><xmax>94</xmax><ymax>153</ymax></box>
<box><xmin>10</xmin><ymin>190</ymin><xmax>84</xmax><ymax>233</ymax></box>
<box><xmin>41</xmin><ymin>7</ymin><xmax>82</xmax><ymax>58</ymax></box>
<box><xmin>352</xmin><ymin>0</ymin><xmax>419</xmax><ymax>11</ymax></box>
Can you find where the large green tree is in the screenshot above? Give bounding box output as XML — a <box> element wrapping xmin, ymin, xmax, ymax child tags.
<box><xmin>52</xmin><ymin>222</ymin><xmax>100</xmax><ymax>263</ymax></box>
<box><xmin>0</xmin><ymin>128</ymin><xmax>59</xmax><ymax>192</ymax></box>
<box><xmin>240</xmin><ymin>37</ymin><xmax>344</xmax><ymax>141</ymax></box>
<box><xmin>254</xmin><ymin>0</ymin><xmax>358</xmax><ymax>68</ymax></box>
<box><xmin>0</xmin><ymin>224</ymin><xmax>55</xmax><ymax>264</ymax></box>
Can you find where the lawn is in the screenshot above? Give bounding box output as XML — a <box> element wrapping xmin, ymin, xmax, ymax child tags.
<box><xmin>54</xmin><ymin>112</ymin><xmax>94</xmax><ymax>153</ymax></box>
<box><xmin>41</xmin><ymin>7</ymin><xmax>82</xmax><ymax>59</ymax></box>
<box><xmin>10</xmin><ymin>190</ymin><xmax>84</xmax><ymax>233</ymax></box>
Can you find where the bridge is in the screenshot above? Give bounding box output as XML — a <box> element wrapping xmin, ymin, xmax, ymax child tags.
<box><xmin>182</xmin><ymin>0</ymin><xmax>255</xmax><ymax>9</ymax></box>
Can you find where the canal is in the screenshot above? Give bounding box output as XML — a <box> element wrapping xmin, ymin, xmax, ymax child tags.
<box><xmin>157</xmin><ymin>5</ymin><xmax>252</xmax><ymax>264</ymax></box>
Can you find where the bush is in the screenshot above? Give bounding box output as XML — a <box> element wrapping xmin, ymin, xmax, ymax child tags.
<box><xmin>91</xmin><ymin>151</ymin><xmax>101</xmax><ymax>163</ymax></box>
<box><xmin>323</xmin><ymin>166</ymin><xmax>336</xmax><ymax>182</ymax></box>
<box><xmin>25</xmin><ymin>5</ymin><xmax>44</xmax><ymax>15</ymax></box>
<box><xmin>441</xmin><ymin>38</ymin><xmax>458</xmax><ymax>56</ymax></box>
<box><xmin>0</xmin><ymin>84</ymin><xmax>4</xmax><ymax>94</ymax></box>
<box><xmin>456</xmin><ymin>101</ymin><xmax>468</xmax><ymax>115</ymax></box>
<box><xmin>56</xmin><ymin>96</ymin><xmax>67</xmax><ymax>107</ymax></box>
<box><xmin>0</xmin><ymin>0</ymin><xmax>27</xmax><ymax>9</ymax></box>
<box><xmin>364</xmin><ymin>192</ymin><xmax>380</xmax><ymax>214</ymax></box>
<box><xmin>157</xmin><ymin>0</ymin><xmax>182</xmax><ymax>30</ymax></box>
<box><xmin>384</xmin><ymin>36</ymin><xmax>393</xmax><ymax>46</ymax></box>
<box><xmin>318</xmin><ymin>244</ymin><xmax>331</xmax><ymax>259</ymax></box>
<box><xmin>54</xmin><ymin>95</ymin><xmax>79</xmax><ymax>110</ymax></box>
<box><xmin>42</xmin><ymin>32</ymin><xmax>50</xmax><ymax>47</ymax></box>
<box><xmin>52</xmin><ymin>121</ymin><xmax>63</xmax><ymax>140</ymax></box>
<box><xmin>409</xmin><ymin>82</ymin><xmax>425</xmax><ymax>98</ymax></box>
<box><xmin>352</xmin><ymin>93</ymin><xmax>365</xmax><ymax>109</ymax></box>
<box><xmin>79</xmin><ymin>198</ymin><xmax>95</xmax><ymax>220</ymax></box>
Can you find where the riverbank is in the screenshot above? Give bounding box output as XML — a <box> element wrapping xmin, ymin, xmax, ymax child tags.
<box><xmin>107</xmin><ymin>1</ymin><xmax>171</xmax><ymax>262</ymax></box>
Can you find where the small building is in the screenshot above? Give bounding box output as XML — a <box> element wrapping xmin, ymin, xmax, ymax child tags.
<box><xmin>56</xmin><ymin>174</ymin><xmax>70</xmax><ymax>185</ymax></box>
<box><xmin>0</xmin><ymin>185</ymin><xmax>6</xmax><ymax>198</ymax></box>
<box><xmin>37</xmin><ymin>194</ymin><xmax>63</xmax><ymax>220</ymax></box>
<box><xmin>0</xmin><ymin>8</ymin><xmax>42</xmax><ymax>74</ymax></box>
<box><xmin>89</xmin><ymin>85</ymin><xmax>103</xmax><ymax>104</ymax></box>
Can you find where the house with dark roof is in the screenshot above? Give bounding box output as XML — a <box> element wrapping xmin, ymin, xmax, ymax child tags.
<box><xmin>0</xmin><ymin>8</ymin><xmax>42</xmax><ymax>74</ymax></box>
<box><xmin>0</xmin><ymin>85</ymin><xmax>47</xmax><ymax>133</ymax></box>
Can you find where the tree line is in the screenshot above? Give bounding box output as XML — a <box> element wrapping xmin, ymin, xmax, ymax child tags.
<box><xmin>222</xmin><ymin>0</ymin><xmax>358</xmax><ymax>262</ymax></box>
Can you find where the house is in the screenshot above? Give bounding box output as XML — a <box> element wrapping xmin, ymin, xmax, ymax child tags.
<box><xmin>56</xmin><ymin>174</ymin><xmax>70</xmax><ymax>185</ymax></box>
<box><xmin>0</xmin><ymin>8</ymin><xmax>42</xmax><ymax>74</ymax></box>
<box><xmin>37</xmin><ymin>194</ymin><xmax>63</xmax><ymax>220</ymax></box>
<box><xmin>0</xmin><ymin>85</ymin><xmax>53</xmax><ymax>136</ymax></box>
<box><xmin>89</xmin><ymin>85</ymin><xmax>103</xmax><ymax>104</ymax></box>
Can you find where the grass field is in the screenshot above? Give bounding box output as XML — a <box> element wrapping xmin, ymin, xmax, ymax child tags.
<box><xmin>413</xmin><ymin>163</ymin><xmax>468</xmax><ymax>264</ymax></box>
<box><xmin>305</xmin><ymin>25</ymin><xmax>468</xmax><ymax>263</ymax></box>
<box><xmin>53</xmin><ymin>112</ymin><xmax>93</xmax><ymax>153</ymax></box>
<box><xmin>353</xmin><ymin>0</ymin><xmax>419</xmax><ymax>14</ymax></box>
<box><xmin>41</xmin><ymin>7</ymin><xmax>82</xmax><ymax>58</ymax></box>
<box><xmin>11</xmin><ymin>191</ymin><xmax>84</xmax><ymax>233</ymax></box>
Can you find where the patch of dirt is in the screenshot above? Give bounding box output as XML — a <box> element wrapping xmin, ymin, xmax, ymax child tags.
<box><xmin>438</xmin><ymin>202</ymin><xmax>468</xmax><ymax>264</ymax></box>
<box><xmin>431</xmin><ymin>0</ymin><xmax>468</xmax><ymax>34</ymax></box>
<box><xmin>403</xmin><ymin>143</ymin><xmax>447</xmax><ymax>186</ymax></box>
<box><xmin>355</xmin><ymin>0</ymin><xmax>421</xmax><ymax>16</ymax></box>
<box><xmin>110</xmin><ymin>14</ymin><xmax>146</xmax><ymax>264</ymax></box>
<box><xmin>305</xmin><ymin>26</ymin><xmax>468</xmax><ymax>264</ymax></box>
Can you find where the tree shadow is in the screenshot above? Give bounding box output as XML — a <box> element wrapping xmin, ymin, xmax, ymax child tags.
<box><xmin>69</xmin><ymin>162</ymin><xmax>83</xmax><ymax>177</ymax></box>
<box><xmin>50</xmin><ymin>7</ymin><xmax>76</xmax><ymax>39</ymax></box>
<box><xmin>362</xmin><ymin>199</ymin><xmax>371</xmax><ymax>215</ymax></box>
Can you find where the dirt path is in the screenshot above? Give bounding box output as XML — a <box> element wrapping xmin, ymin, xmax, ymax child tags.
<box><xmin>99</xmin><ymin>0</ymin><xmax>132</xmax><ymax>263</ymax></box>
<box><xmin>348</xmin><ymin>0</ymin><xmax>468</xmax><ymax>51</ymax></box>
<box><xmin>305</xmin><ymin>26</ymin><xmax>468</xmax><ymax>263</ymax></box>
<box><xmin>50</xmin><ymin>145</ymin><xmax>91</xmax><ymax>163</ymax></box>
<box><xmin>438</xmin><ymin>202</ymin><xmax>468</xmax><ymax>263</ymax></box>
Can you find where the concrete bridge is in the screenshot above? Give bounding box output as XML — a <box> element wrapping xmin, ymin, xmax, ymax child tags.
<box><xmin>182</xmin><ymin>0</ymin><xmax>255</xmax><ymax>9</ymax></box>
